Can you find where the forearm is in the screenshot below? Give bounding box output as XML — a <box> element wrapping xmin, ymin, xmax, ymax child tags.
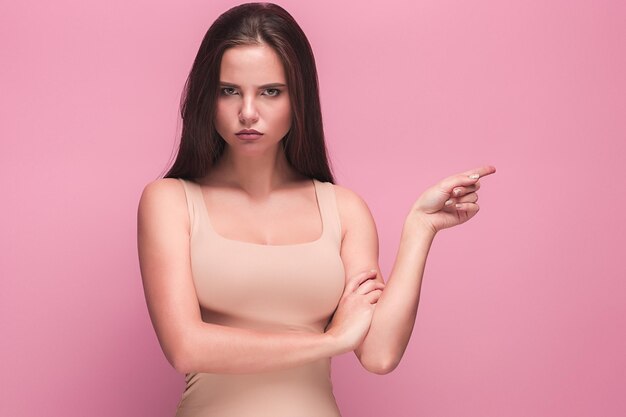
<box><xmin>176</xmin><ymin>322</ymin><xmax>342</xmax><ymax>374</ymax></box>
<box><xmin>358</xmin><ymin>220</ymin><xmax>436</xmax><ymax>373</ymax></box>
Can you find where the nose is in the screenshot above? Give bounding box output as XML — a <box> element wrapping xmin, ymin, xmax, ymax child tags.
<box><xmin>238</xmin><ymin>95</ymin><xmax>259</xmax><ymax>125</ymax></box>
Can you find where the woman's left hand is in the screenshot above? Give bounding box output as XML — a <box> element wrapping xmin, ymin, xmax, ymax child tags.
<box><xmin>408</xmin><ymin>165</ymin><xmax>496</xmax><ymax>234</ymax></box>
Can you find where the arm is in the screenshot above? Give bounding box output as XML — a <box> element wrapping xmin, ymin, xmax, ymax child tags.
<box><xmin>335</xmin><ymin>165</ymin><xmax>496</xmax><ymax>374</ymax></box>
<box><xmin>334</xmin><ymin>185</ymin><xmax>434</xmax><ymax>375</ymax></box>
<box><xmin>137</xmin><ymin>179</ymin><xmax>346</xmax><ymax>375</ymax></box>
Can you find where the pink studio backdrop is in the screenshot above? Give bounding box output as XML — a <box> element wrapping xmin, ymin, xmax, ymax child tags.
<box><xmin>2</xmin><ymin>0</ymin><xmax>625</xmax><ymax>416</ymax></box>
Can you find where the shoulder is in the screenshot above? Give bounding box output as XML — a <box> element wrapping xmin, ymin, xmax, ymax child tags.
<box><xmin>138</xmin><ymin>178</ymin><xmax>190</xmax><ymax>232</ymax></box>
<box><xmin>330</xmin><ymin>182</ymin><xmax>377</xmax><ymax>240</ymax></box>
<box><xmin>331</xmin><ymin>182</ymin><xmax>369</xmax><ymax>213</ymax></box>
<box><xmin>139</xmin><ymin>178</ymin><xmax>187</xmax><ymax>210</ymax></box>
<box><xmin>144</xmin><ymin>178</ymin><xmax>182</xmax><ymax>193</ymax></box>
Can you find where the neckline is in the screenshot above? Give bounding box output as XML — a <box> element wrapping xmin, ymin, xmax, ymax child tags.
<box><xmin>195</xmin><ymin>178</ymin><xmax>325</xmax><ymax>247</ymax></box>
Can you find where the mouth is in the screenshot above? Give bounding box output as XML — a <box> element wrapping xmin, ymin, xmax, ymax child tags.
<box><xmin>235</xmin><ymin>130</ymin><xmax>264</xmax><ymax>140</ymax></box>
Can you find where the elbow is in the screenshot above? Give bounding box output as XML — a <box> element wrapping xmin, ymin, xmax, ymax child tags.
<box><xmin>167</xmin><ymin>339</ymin><xmax>194</xmax><ymax>375</ymax></box>
<box><xmin>172</xmin><ymin>353</ymin><xmax>191</xmax><ymax>375</ymax></box>
<box><xmin>361</xmin><ymin>355</ymin><xmax>400</xmax><ymax>375</ymax></box>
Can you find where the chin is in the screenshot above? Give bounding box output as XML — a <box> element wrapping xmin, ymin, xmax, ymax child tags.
<box><xmin>228</xmin><ymin>141</ymin><xmax>283</xmax><ymax>154</ymax></box>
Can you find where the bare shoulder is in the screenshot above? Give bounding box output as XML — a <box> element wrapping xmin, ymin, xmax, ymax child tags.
<box><xmin>140</xmin><ymin>177</ymin><xmax>185</xmax><ymax>201</ymax></box>
<box><xmin>332</xmin><ymin>183</ymin><xmax>370</xmax><ymax>212</ymax></box>
<box><xmin>331</xmin><ymin>183</ymin><xmax>377</xmax><ymax>240</ymax></box>
<box><xmin>138</xmin><ymin>177</ymin><xmax>189</xmax><ymax>233</ymax></box>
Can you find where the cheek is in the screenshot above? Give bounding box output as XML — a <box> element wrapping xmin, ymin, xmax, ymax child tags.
<box><xmin>276</xmin><ymin>101</ymin><xmax>292</xmax><ymax>129</ymax></box>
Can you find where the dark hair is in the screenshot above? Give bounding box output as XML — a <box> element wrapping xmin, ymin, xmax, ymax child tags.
<box><xmin>163</xmin><ymin>2</ymin><xmax>335</xmax><ymax>183</ymax></box>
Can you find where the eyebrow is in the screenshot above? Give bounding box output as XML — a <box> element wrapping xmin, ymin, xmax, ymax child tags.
<box><xmin>219</xmin><ymin>82</ymin><xmax>287</xmax><ymax>89</ymax></box>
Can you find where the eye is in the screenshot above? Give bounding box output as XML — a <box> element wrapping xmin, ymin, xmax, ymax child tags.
<box><xmin>220</xmin><ymin>87</ymin><xmax>238</xmax><ymax>96</ymax></box>
<box><xmin>263</xmin><ymin>88</ymin><xmax>281</xmax><ymax>97</ymax></box>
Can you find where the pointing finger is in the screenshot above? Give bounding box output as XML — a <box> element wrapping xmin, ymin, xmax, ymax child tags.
<box><xmin>439</xmin><ymin>165</ymin><xmax>495</xmax><ymax>193</ymax></box>
<box><xmin>465</xmin><ymin>165</ymin><xmax>496</xmax><ymax>179</ymax></box>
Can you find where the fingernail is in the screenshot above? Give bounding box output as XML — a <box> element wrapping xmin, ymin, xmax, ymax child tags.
<box><xmin>455</xmin><ymin>203</ymin><xmax>463</xmax><ymax>209</ymax></box>
<box><xmin>454</xmin><ymin>189</ymin><xmax>461</xmax><ymax>196</ymax></box>
<box><xmin>445</xmin><ymin>199</ymin><xmax>454</xmax><ymax>206</ymax></box>
<box><xmin>469</xmin><ymin>174</ymin><xmax>479</xmax><ymax>179</ymax></box>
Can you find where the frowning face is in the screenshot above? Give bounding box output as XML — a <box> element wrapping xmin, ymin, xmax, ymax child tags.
<box><xmin>214</xmin><ymin>43</ymin><xmax>292</xmax><ymax>155</ymax></box>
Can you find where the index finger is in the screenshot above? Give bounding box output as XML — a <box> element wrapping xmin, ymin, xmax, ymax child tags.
<box><xmin>439</xmin><ymin>165</ymin><xmax>496</xmax><ymax>191</ymax></box>
<box><xmin>464</xmin><ymin>165</ymin><xmax>496</xmax><ymax>179</ymax></box>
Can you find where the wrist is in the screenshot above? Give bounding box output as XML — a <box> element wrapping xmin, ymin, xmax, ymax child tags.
<box><xmin>403</xmin><ymin>213</ymin><xmax>437</xmax><ymax>240</ymax></box>
<box><xmin>321</xmin><ymin>330</ymin><xmax>343</xmax><ymax>357</ymax></box>
<box><xmin>322</xmin><ymin>330</ymin><xmax>350</xmax><ymax>356</ymax></box>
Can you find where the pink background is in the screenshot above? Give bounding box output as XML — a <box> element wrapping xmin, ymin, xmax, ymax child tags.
<box><xmin>2</xmin><ymin>0</ymin><xmax>625</xmax><ymax>416</ymax></box>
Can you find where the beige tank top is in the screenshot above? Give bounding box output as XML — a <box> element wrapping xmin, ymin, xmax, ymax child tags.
<box><xmin>175</xmin><ymin>178</ymin><xmax>346</xmax><ymax>417</ymax></box>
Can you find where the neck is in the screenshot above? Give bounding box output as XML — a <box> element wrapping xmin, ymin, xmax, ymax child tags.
<box><xmin>210</xmin><ymin>144</ymin><xmax>302</xmax><ymax>199</ymax></box>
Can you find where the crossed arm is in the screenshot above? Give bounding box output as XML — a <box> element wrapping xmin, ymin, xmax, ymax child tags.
<box><xmin>137</xmin><ymin>179</ymin><xmax>352</xmax><ymax>374</ymax></box>
<box><xmin>141</xmin><ymin>163</ymin><xmax>494</xmax><ymax>376</ymax></box>
<box><xmin>333</xmin><ymin>184</ymin><xmax>435</xmax><ymax>375</ymax></box>
<box><xmin>137</xmin><ymin>178</ymin><xmax>432</xmax><ymax>375</ymax></box>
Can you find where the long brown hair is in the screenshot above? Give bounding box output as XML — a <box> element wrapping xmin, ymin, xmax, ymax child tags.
<box><xmin>163</xmin><ymin>2</ymin><xmax>335</xmax><ymax>183</ymax></box>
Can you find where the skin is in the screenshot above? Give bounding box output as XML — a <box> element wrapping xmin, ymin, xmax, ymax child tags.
<box><xmin>136</xmin><ymin>41</ymin><xmax>496</xmax><ymax>376</ymax></box>
<box><xmin>336</xmin><ymin>164</ymin><xmax>496</xmax><ymax>373</ymax></box>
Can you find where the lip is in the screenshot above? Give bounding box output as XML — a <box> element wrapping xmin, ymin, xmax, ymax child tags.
<box><xmin>235</xmin><ymin>129</ymin><xmax>263</xmax><ymax>141</ymax></box>
<box><xmin>236</xmin><ymin>129</ymin><xmax>262</xmax><ymax>134</ymax></box>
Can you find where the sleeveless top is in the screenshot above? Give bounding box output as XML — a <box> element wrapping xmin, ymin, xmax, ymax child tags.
<box><xmin>174</xmin><ymin>178</ymin><xmax>346</xmax><ymax>417</ymax></box>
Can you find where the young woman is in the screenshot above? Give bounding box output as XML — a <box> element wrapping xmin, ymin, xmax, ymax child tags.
<box><xmin>137</xmin><ymin>3</ymin><xmax>496</xmax><ymax>416</ymax></box>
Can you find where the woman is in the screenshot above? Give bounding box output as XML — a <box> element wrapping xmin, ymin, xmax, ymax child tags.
<box><xmin>137</xmin><ymin>3</ymin><xmax>496</xmax><ymax>416</ymax></box>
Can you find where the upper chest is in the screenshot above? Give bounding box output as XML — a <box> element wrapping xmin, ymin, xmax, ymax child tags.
<box><xmin>199</xmin><ymin>182</ymin><xmax>324</xmax><ymax>246</ymax></box>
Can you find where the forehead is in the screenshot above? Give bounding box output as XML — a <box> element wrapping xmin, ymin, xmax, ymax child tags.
<box><xmin>220</xmin><ymin>43</ymin><xmax>286</xmax><ymax>85</ymax></box>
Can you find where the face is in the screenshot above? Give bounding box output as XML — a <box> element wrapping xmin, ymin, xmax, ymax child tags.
<box><xmin>214</xmin><ymin>43</ymin><xmax>292</xmax><ymax>154</ymax></box>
